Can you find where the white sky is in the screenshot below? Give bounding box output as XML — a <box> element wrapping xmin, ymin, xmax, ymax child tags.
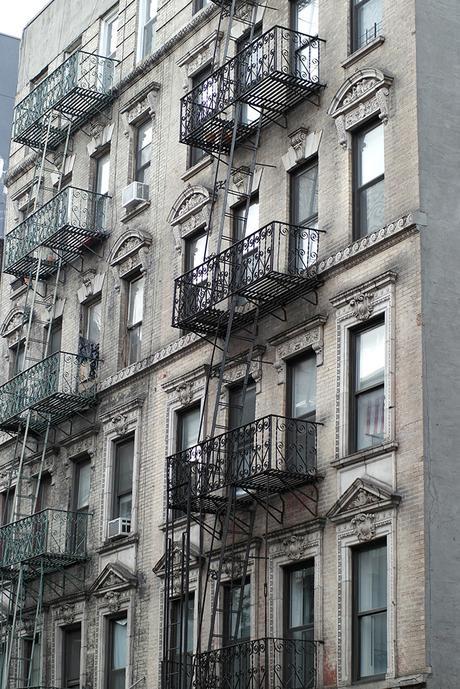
<box><xmin>0</xmin><ymin>1</ymin><xmax>51</xmax><ymax>39</ymax></box>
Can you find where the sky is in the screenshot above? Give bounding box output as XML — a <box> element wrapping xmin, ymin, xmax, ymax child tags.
<box><xmin>1</xmin><ymin>0</ymin><xmax>51</xmax><ymax>38</ymax></box>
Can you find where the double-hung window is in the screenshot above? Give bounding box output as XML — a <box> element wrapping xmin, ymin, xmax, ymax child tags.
<box><xmin>113</xmin><ymin>437</ymin><xmax>134</xmax><ymax>522</ymax></box>
<box><xmin>350</xmin><ymin>319</ymin><xmax>385</xmax><ymax>451</ymax></box>
<box><xmin>287</xmin><ymin>354</ymin><xmax>317</xmax><ymax>471</ymax></box>
<box><xmin>63</xmin><ymin>625</ymin><xmax>82</xmax><ymax>689</ymax></box>
<box><xmin>284</xmin><ymin>562</ymin><xmax>315</xmax><ymax>689</ymax></box>
<box><xmin>23</xmin><ymin>635</ymin><xmax>41</xmax><ymax>687</ymax></box>
<box><xmin>353</xmin><ymin>539</ymin><xmax>387</xmax><ymax>680</ymax></box>
<box><xmin>169</xmin><ymin>593</ymin><xmax>195</xmax><ymax>683</ymax></box>
<box><xmin>189</xmin><ymin>65</ymin><xmax>213</xmax><ymax>167</ymax></box>
<box><xmin>290</xmin><ymin>160</ymin><xmax>318</xmax><ymax>271</ymax></box>
<box><xmin>95</xmin><ymin>151</ymin><xmax>110</xmax><ymax>226</ymax></box>
<box><xmin>223</xmin><ymin>579</ymin><xmax>251</xmax><ymax>683</ymax></box>
<box><xmin>127</xmin><ymin>275</ymin><xmax>144</xmax><ymax>365</ymax></box>
<box><xmin>82</xmin><ymin>299</ymin><xmax>102</xmax><ymax>349</ymax></box>
<box><xmin>100</xmin><ymin>9</ymin><xmax>118</xmax><ymax>59</ymax></box>
<box><xmin>351</xmin><ymin>0</ymin><xmax>382</xmax><ymax>52</ymax></box>
<box><xmin>291</xmin><ymin>0</ymin><xmax>318</xmax><ymax>36</ymax></box>
<box><xmin>236</xmin><ymin>26</ymin><xmax>262</xmax><ymax>125</ymax></box>
<box><xmin>9</xmin><ymin>340</ymin><xmax>25</xmax><ymax>377</ymax></box>
<box><xmin>137</xmin><ymin>0</ymin><xmax>157</xmax><ymax>61</ymax></box>
<box><xmin>173</xmin><ymin>405</ymin><xmax>201</xmax><ymax>518</ymax></box>
<box><xmin>233</xmin><ymin>196</ymin><xmax>260</xmax><ymax>297</ymax></box>
<box><xmin>135</xmin><ymin>121</ymin><xmax>152</xmax><ymax>184</ymax></box>
<box><xmin>228</xmin><ymin>381</ymin><xmax>256</xmax><ymax>490</ymax></box>
<box><xmin>353</xmin><ymin>121</ymin><xmax>384</xmax><ymax>238</ymax></box>
<box><xmin>107</xmin><ymin>615</ymin><xmax>128</xmax><ymax>689</ymax></box>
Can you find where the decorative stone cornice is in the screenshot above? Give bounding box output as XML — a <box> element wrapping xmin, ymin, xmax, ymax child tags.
<box><xmin>109</xmin><ymin>229</ymin><xmax>152</xmax><ymax>278</ymax></box>
<box><xmin>328</xmin><ymin>476</ymin><xmax>401</xmax><ymax>524</ymax></box>
<box><xmin>330</xmin><ymin>270</ymin><xmax>397</xmax><ymax>311</ymax></box>
<box><xmin>168</xmin><ymin>185</ymin><xmax>211</xmax><ymax>251</ymax></box>
<box><xmin>282</xmin><ymin>128</ymin><xmax>322</xmax><ymax>171</ymax></box>
<box><xmin>4</xmin><ymin>152</ymin><xmax>37</xmax><ymax>188</ymax></box>
<box><xmin>269</xmin><ymin>315</ymin><xmax>327</xmax><ymax>383</ymax></box>
<box><xmin>318</xmin><ymin>213</ymin><xmax>416</xmax><ymax>276</ymax></box>
<box><xmin>161</xmin><ymin>364</ymin><xmax>208</xmax><ymax>401</ymax></box>
<box><xmin>77</xmin><ymin>272</ymin><xmax>105</xmax><ymax>303</ymax></box>
<box><xmin>177</xmin><ymin>30</ymin><xmax>223</xmax><ymax>79</ymax></box>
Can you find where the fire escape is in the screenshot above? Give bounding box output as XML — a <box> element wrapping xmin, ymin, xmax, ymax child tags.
<box><xmin>0</xmin><ymin>49</ymin><xmax>117</xmax><ymax>689</ymax></box>
<box><xmin>164</xmin><ymin>2</ymin><xmax>325</xmax><ymax>688</ymax></box>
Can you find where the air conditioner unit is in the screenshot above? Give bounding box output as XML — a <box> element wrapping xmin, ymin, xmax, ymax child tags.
<box><xmin>122</xmin><ymin>182</ymin><xmax>149</xmax><ymax>210</ymax></box>
<box><xmin>107</xmin><ymin>517</ymin><xmax>131</xmax><ymax>539</ymax></box>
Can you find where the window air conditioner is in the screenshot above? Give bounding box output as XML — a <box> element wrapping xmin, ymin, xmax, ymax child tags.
<box><xmin>107</xmin><ymin>517</ymin><xmax>132</xmax><ymax>539</ymax></box>
<box><xmin>122</xmin><ymin>182</ymin><xmax>149</xmax><ymax>210</ymax></box>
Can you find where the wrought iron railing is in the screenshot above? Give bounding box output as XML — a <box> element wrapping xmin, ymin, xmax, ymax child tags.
<box><xmin>0</xmin><ymin>509</ymin><xmax>89</xmax><ymax>568</ymax></box>
<box><xmin>13</xmin><ymin>51</ymin><xmax>118</xmax><ymax>146</ymax></box>
<box><xmin>0</xmin><ymin>351</ymin><xmax>99</xmax><ymax>428</ymax></box>
<box><xmin>163</xmin><ymin>637</ymin><xmax>319</xmax><ymax>689</ymax></box>
<box><xmin>172</xmin><ymin>221</ymin><xmax>320</xmax><ymax>331</ymax></box>
<box><xmin>180</xmin><ymin>26</ymin><xmax>324</xmax><ymax>152</ymax></box>
<box><xmin>168</xmin><ymin>414</ymin><xmax>318</xmax><ymax>509</ymax></box>
<box><xmin>3</xmin><ymin>187</ymin><xmax>110</xmax><ymax>278</ymax></box>
<box><xmin>356</xmin><ymin>21</ymin><xmax>383</xmax><ymax>49</ymax></box>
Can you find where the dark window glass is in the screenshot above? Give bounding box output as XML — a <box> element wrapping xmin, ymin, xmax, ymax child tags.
<box><xmin>354</xmin><ymin>122</ymin><xmax>384</xmax><ymax>238</ymax></box>
<box><xmin>290</xmin><ymin>161</ymin><xmax>318</xmax><ymax>271</ymax></box>
<box><xmin>229</xmin><ymin>381</ymin><xmax>256</xmax><ymax>490</ymax></box>
<box><xmin>352</xmin><ymin>0</ymin><xmax>382</xmax><ymax>51</ymax></box>
<box><xmin>23</xmin><ymin>635</ymin><xmax>41</xmax><ymax>687</ymax></box>
<box><xmin>63</xmin><ymin>625</ymin><xmax>81</xmax><ymax>688</ymax></box>
<box><xmin>169</xmin><ymin>593</ymin><xmax>195</xmax><ymax>687</ymax></box>
<box><xmin>107</xmin><ymin>615</ymin><xmax>128</xmax><ymax>689</ymax></box>
<box><xmin>135</xmin><ymin>120</ymin><xmax>152</xmax><ymax>183</ymax></box>
<box><xmin>113</xmin><ymin>438</ymin><xmax>134</xmax><ymax>520</ymax></box>
<box><xmin>9</xmin><ymin>340</ymin><xmax>25</xmax><ymax>377</ymax></box>
<box><xmin>351</xmin><ymin>320</ymin><xmax>385</xmax><ymax>451</ymax></box>
<box><xmin>127</xmin><ymin>275</ymin><xmax>144</xmax><ymax>365</ymax></box>
<box><xmin>353</xmin><ymin>540</ymin><xmax>387</xmax><ymax>679</ymax></box>
<box><xmin>46</xmin><ymin>319</ymin><xmax>62</xmax><ymax>356</ymax></box>
<box><xmin>189</xmin><ymin>65</ymin><xmax>212</xmax><ymax>166</ymax></box>
<box><xmin>34</xmin><ymin>474</ymin><xmax>51</xmax><ymax>513</ymax></box>
<box><xmin>284</xmin><ymin>562</ymin><xmax>315</xmax><ymax>689</ymax></box>
<box><xmin>286</xmin><ymin>354</ymin><xmax>316</xmax><ymax>472</ymax></box>
<box><xmin>1</xmin><ymin>489</ymin><xmax>14</xmax><ymax>526</ymax></box>
<box><xmin>223</xmin><ymin>580</ymin><xmax>251</xmax><ymax>686</ymax></box>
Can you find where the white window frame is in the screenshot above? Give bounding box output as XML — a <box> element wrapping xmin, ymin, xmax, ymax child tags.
<box><xmin>54</xmin><ymin>614</ymin><xmax>87</xmax><ymax>689</ymax></box>
<box><xmin>331</xmin><ymin>271</ymin><xmax>396</xmax><ymax>460</ymax></box>
<box><xmin>99</xmin><ymin>7</ymin><xmax>119</xmax><ymax>59</ymax></box>
<box><xmin>137</xmin><ymin>0</ymin><xmax>158</xmax><ymax>63</ymax></box>
<box><xmin>96</xmin><ymin>603</ymin><xmax>133</xmax><ymax>689</ymax></box>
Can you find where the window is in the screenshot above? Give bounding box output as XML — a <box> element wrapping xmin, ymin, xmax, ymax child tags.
<box><xmin>45</xmin><ymin>318</ymin><xmax>62</xmax><ymax>357</ymax></box>
<box><xmin>135</xmin><ymin>120</ymin><xmax>152</xmax><ymax>184</ymax></box>
<box><xmin>0</xmin><ymin>488</ymin><xmax>14</xmax><ymax>526</ymax></box>
<box><xmin>176</xmin><ymin>406</ymin><xmax>200</xmax><ymax>455</ymax></box>
<box><xmin>192</xmin><ymin>0</ymin><xmax>209</xmax><ymax>13</ymax></box>
<box><xmin>169</xmin><ymin>593</ymin><xmax>195</xmax><ymax>684</ymax></box>
<box><xmin>352</xmin><ymin>0</ymin><xmax>382</xmax><ymax>51</ymax></box>
<box><xmin>100</xmin><ymin>9</ymin><xmax>118</xmax><ymax>59</ymax></box>
<box><xmin>137</xmin><ymin>0</ymin><xmax>157</xmax><ymax>61</ymax></box>
<box><xmin>353</xmin><ymin>540</ymin><xmax>387</xmax><ymax>679</ymax></box>
<box><xmin>284</xmin><ymin>562</ymin><xmax>315</xmax><ymax>689</ymax></box>
<box><xmin>290</xmin><ymin>160</ymin><xmax>318</xmax><ymax>271</ymax></box>
<box><xmin>236</xmin><ymin>26</ymin><xmax>262</xmax><ymax>125</ymax></box>
<box><xmin>107</xmin><ymin>615</ymin><xmax>128</xmax><ymax>689</ymax></box>
<box><xmin>291</xmin><ymin>0</ymin><xmax>318</xmax><ymax>35</ymax></box>
<box><xmin>350</xmin><ymin>319</ymin><xmax>385</xmax><ymax>452</ymax></box>
<box><xmin>189</xmin><ymin>65</ymin><xmax>212</xmax><ymax>167</ymax></box>
<box><xmin>74</xmin><ymin>460</ymin><xmax>91</xmax><ymax>515</ymax></box>
<box><xmin>63</xmin><ymin>625</ymin><xmax>81</xmax><ymax>689</ymax></box>
<box><xmin>82</xmin><ymin>299</ymin><xmax>102</xmax><ymax>348</ymax></box>
<box><xmin>9</xmin><ymin>340</ymin><xmax>25</xmax><ymax>378</ymax></box>
<box><xmin>95</xmin><ymin>151</ymin><xmax>110</xmax><ymax>226</ymax></box>
<box><xmin>228</xmin><ymin>381</ymin><xmax>256</xmax><ymax>489</ymax></box>
<box><xmin>232</xmin><ymin>196</ymin><xmax>260</xmax><ymax>300</ymax></box>
<box><xmin>353</xmin><ymin>121</ymin><xmax>384</xmax><ymax>238</ymax></box>
<box><xmin>34</xmin><ymin>474</ymin><xmax>51</xmax><ymax>513</ymax></box>
<box><xmin>185</xmin><ymin>230</ymin><xmax>207</xmax><ymax>273</ymax></box>
<box><xmin>233</xmin><ymin>196</ymin><xmax>259</xmax><ymax>243</ymax></box>
<box><xmin>287</xmin><ymin>354</ymin><xmax>316</xmax><ymax>471</ymax></box>
<box><xmin>113</xmin><ymin>437</ymin><xmax>134</xmax><ymax>521</ymax></box>
<box><xmin>23</xmin><ymin>635</ymin><xmax>41</xmax><ymax>687</ymax></box>
<box><xmin>223</xmin><ymin>580</ymin><xmax>251</xmax><ymax>684</ymax></box>
<box><xmin>127</xmin><ymin>275</ymin><xmax>144</xmax><ymax>365</ymax></box>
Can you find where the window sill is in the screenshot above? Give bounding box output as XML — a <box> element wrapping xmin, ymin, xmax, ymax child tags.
<box><xmin>10</xmin><ymin>284</ymin><xmax>28</xmax><ymax>300</ymax></box>
<box><xmin>181</xmin><ymin>154</ymin><xmax>213</xmax><ymax>181</ymax></box>
<box><xmin>342</xmin><ymin>36</ymin><xmax>385</xmax><ymax>69</ymax></box>
<box><xmin>98</xmin><ymin>532</ymin><xmax>139</xmax><ymax>554</ymax></box>
<box><xmin>121</xmin><ymin>200</ymin><xmax>150</xmax><ymax>223</ymax></box>
<box><xmin>331</xmin><ymin>441</ymin><xmax>398</xmax><ymax>469</ymax></box>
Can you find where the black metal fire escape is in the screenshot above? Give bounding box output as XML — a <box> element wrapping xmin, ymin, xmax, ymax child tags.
<box><xmin>0</xmin><ymin>49</ymin><xmax>118</xmax><ymax>689</ymax></box>
<box><xmin>163</xmin><ymin>1</ymin><xmax>325</xmax><ymax>688</ymax></box>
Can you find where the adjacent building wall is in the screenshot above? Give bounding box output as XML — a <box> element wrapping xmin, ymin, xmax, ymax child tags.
<box><xmin>0</xmin><ymin>33</ymin><xmax>19</xmax><ymax>239</ymax></box>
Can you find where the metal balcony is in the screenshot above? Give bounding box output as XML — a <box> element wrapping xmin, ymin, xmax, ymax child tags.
<box><xmin>168</xmin><ymin>414</ymin><xmax>319</xmax><ymax>514</ymax></box>
<box><xmin>163</xmin><ymin>637</ymin><xmax>318</xmax><ymax>689</ymax></box>
<box><xmin>0</xmin><ymin>351</ymin><xmax>98</xmax><ymax>432</ymax></box>
<box><xmin>172</xmin><ymin>222</ymin><xmax>321</xmax><ymax>335</ymax></box>
<box><xmin>3</xmin><ymin>187</ymin><xmax>110</xmax><ymax>279</ymax></box>
<box><xmin>180</xmin><ymin>26</ymin><xmax>324</xmax><ymax>154</ymax></box>
<box><xmin>13</xmin><ymin>51</ymin><xmax>118</xmax><ymax>149</ymax></box>
<box><xmin>0</xmin><ymin>509</ymin><xmax>89</xmax><ymax>575</ymax></box>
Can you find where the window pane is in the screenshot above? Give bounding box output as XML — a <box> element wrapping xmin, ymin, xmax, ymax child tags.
<box><xmin>118</xmin><ymin>493</ymin><xmax>132</xmax><ymax>519</ymax></box>
<box><xmin>358</xmin><ymin>124</ymin><xmax>384</xmax><ymax>186</ymax></box>
<box><xmin>185</xmin><ymin>232</ymin><xmax>207</xmax><ymax>272</ymax></box>
<box><xmin>356</xmin><ymin>387</ymin><xmax>384</xmax><ymax>449</ymax></box>
<box><xmin>359</xmin><ymin>611</ymin><xmax>387</xmax><ymax>677</ymax></box>
<box><xmin>294</xmin><ymin>0</ymin><xmax>318</xmax><ymax>35</ymax></box>
<box><xmin>128</xmin><ymin>325</ymin><xmax>142</xmax><ymax>364</ymax></box>
<box><xmin>106</xmin><ymin>16</ymin><xmax>118</xmax><ymax>58</ymax></box>
<box><xmin>170</xmin><ymin>594</ymin><xmax>195</xmax><ymax>655</ymax></box>
<box><xmin>357</xmin><ymin>542</ymin><xmax>387</xmax><ymax>612</ymax></box>
<box><xmin>87</xmin><ymin>300</ymin><xmax>102</xmax><ymax>343</ymax></box>
<box><xmin>289</xmin><ymin>355</ymin><xmax>316</xmax><ymax>419</ymax></box>
<box><xmin>355</xmin><ymin>0</ymin><xmax>382</xmax><ymax>48</ymax></box>
<box><xmin>289</xmin><ymin>565</ymin><xmax>314</xmax><ymax>629</ymax></box>
<box><xmin>356</xmin><ymin>324</ymin><xmax>385</xmax><ymax>391</ymax></box>
<box><xmin>229</xmin><ymin>382</ymin><xmax>256</xmax><ymax>430</ymax></box>
<box><xmin>293</xmin><ymin>164</ymin><xmax>318</xmax><ymax>226</ymax></box>
<box><xmin>112</xmin><ymin>617</ymin><xmax>128</xmax><ymax>669</ymax></box>
<box><xmin>359</xmin><ymin>177</ymin><xmax>384</xmax><ymax>236</ymax></box>
<box><xmin>49</xmin><ymin>323</ymin><xmax>62</xmax><ymax>355</ymax></box>
<box><xmin>116</xmin><ymin>439</ymin><xmax>134</xmax><ymax>495</ymax></box>
<box><xmin>96</xmin><ymin>153</ymin><xmax>110</xmax><ymax>195</ymax></box>
<box><xmin>76</xmin><ymin>462</ymin><xmax>91</xmax><ymax>510</ymax></box>
<box><xmin>227</xmin><ymin>582</ymin><xmax>251</xmax><ymax>641</ymax></box>
<box><xmin>234</xmin><ymin>199</ymin><xmax>259</xmax><ymax>242</ymax></box>
<box><xmin>64</xmin><ymin>627</ymin><xmax>81</xmax><ymax>687</ymax></box>
<box><xmin>179</xmin><ymin>407</ymin><xmax>200</xmax><ymax>451</ymax></box>
<box><xmin>128</xmin><ymin>277</ymin><xmax>144</xmax><ymax>326</ymax></box>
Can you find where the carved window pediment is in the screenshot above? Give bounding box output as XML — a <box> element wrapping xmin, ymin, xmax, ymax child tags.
<box><xmin>269</xmin><ymin>316</ymin><xmax>327</xmax><ymax>383</ymax></box>
<box><xmin>77</xmin><ymin>272</ymin><xmax>105</xmax><ymax>304</ymax></box>
<box><xmin>121</xmin><ymin>83</ymin><xmax>160</xmax><ymax>137</ymax></box>
<box><xmin>328</xmin><ymin>69</ymin><xmax>393</xmax><ymax>148</ymax></box>
<box><xmin>90</xmin><ymin>562</ymin><xmax>138</xmax><ymax>597</ymax></box>
<box><xmin>1</xmin><ymin>308</ymin><xmax>27</xmax><ymax>339</ymax></box>
<box><xmin>168</xmin><ymin>185</ymin><xmax>211</xmax><ymax>252</ymax></box>
<box><xmin>177</xmin><ymin>30</ymin><xmax>223</xmax><ymax>79</ymax></box>
<box><xmin>328</xmin><ymin>476</ymin><xmax>400</xmax><ymax>524</ymax></box>
<box><xmin>109</xmin><ymin>230</ymin><xmax>152</xmax><ymax>277</ymax></box>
